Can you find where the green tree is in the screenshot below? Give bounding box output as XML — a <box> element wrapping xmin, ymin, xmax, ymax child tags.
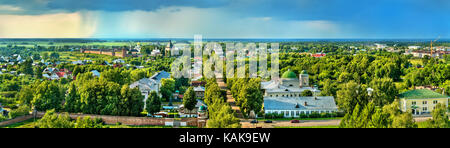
<box><xmin>301</xmin><ymin>89</ymin><xmax>313</xmax><ymax>96</ymax></box>
<box><xmin>37</xmin><ymin>110</ymin><xmax>74</xmax><ymax>128</ymax></box>
<box><xmin>17</xmin><ymin>85</ymin><xmax>34</xmax><ymax>106</ymax></box>
<box><xmin>237</xmin><ymin>79</ymin><xmax>263</xmax><ymax>117</ymax></box>
<box><xmin>146</xmin><ymin>91</ymin><xmax>161</xmax><ymax>116</ymax></box>
<box><xmin>206</xmin><ymin>101</ymin><xmax>241</xmax><ymax>128</ymax></box>
<box><xmin>74</xmin><ymin>116</ymin><xmax>103</xmax><ymax>128</ymax></box>
<box><xmin>130</xmin><ymin>69</ymin><xmax>146</xmax><ymax>82</ymax></box>
<box><xmin>183</xmin><ymin>87</ymin><xmax>197</xmax><ymax>117</ymax></box>
<box><xmin>160</xmin><ymin>78</ymin><xmax>175</xmax><ymax>102</ymax></box>
<box><xmin>369</xmin><ymin>77</ymin><xmax>398</xmax><ymax>106</ymax></box>
<box><xmin>427</xmin><ymin>103</ymin><xmax>449</xmax><ymax>128</ymax></box>
<box><xmin>32</xmin><ymin>81</ymin><xmax>64</xmax><ymax>111</ymax></box>
<box><xmin>336</xmin><ymin>81</ymin><xmax>369</xmax><ymax>114</ymax></box>
<box><xmin>64</xmin><ymin>83</ymin><xmax>79</xmax><ymax>113</ymax></box>
<box><xmin>18</xmin><ymin>58</ymin><xmax>33</xmax><ymax>75</ymax></box>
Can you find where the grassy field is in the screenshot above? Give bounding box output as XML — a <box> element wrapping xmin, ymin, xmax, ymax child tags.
<box><xmin>43</xmin><ymin>51</ymin><xmax>117</xmax><ymax>62</ymax></box>
<box><xmin>0</xmin><ymin>118</ymin><xmax>37</xmax><ymax>128</ymax></box>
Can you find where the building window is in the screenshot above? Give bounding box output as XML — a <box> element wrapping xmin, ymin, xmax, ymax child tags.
<box><xmin>291</xmin><ymin>111</ymin><xmax>294</xmax><ymax>116</ymax></box>
<box><xmin>433</xmin><ymin>100</ymin><xmax>438</xmax><ymax>104</ymax></box>
<box><xmin>412</xmin><ymin>101</ymin><xmax>416</xmax><ymax>105</ymax></box>
<box><xmin>422</xmin><ymin>101</ymin><xmax>427</xmax><ymax>105</ymax></box>
<box><xmin>423</xmin><ymin>107</ymin><xmax>428</xmax><ymax>112</ymax></box>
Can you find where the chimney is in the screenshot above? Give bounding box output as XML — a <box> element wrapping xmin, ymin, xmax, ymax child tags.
<box><xmin>304</xmin><ymin>102</ymin><xmax>307</xmax><ymax>106</ymax></box>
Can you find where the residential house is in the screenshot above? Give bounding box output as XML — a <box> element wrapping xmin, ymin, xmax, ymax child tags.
<box><xmin>399</xmin><ymin>89</ymin><xmax>449</xmax><ymax>115</ymax></box>
<box><xmin>91</xmin><ymin>70</ymin><xmax>101</xmax><ymax>77</ymax></box>
<box><xmin>178</xmin><ymin>99</ymin><xmax>208</xmax><ymax>118</ymax></box>
<box><xmin>130</xmin><ymin>71</ymin><xmax>171</xmax><ymax>108</ymax></box>
<box><xmin>194</xmin><ymin>86</ymin><xmax>205</xmax><ymax>98</ymax></box>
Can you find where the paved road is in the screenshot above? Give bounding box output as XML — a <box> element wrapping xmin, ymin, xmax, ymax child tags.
<box><xmin>240</xmin><ymin>116</ymin><xmax>439</xmax><ymax>128</ymax></box>
<box><xmin>241</xmin><ymin>119</ymin><xmax>341</xmax><ymax>128</ymax></box>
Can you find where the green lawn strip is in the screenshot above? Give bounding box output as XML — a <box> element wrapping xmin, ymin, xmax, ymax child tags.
<box><xmin>0</xmin><ymin>118</ymin><xmax>37</xmax><ymax>128</ymax></box>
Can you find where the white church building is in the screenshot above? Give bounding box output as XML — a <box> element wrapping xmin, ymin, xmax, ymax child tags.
<box><xmin>261</xmin><ymin>70</ymin><xmax>338</xmax><ymax>117</ymax></box>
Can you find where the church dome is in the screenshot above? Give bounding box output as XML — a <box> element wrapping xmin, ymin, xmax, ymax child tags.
<box><xmin>301</xmin><ymin>70</ymin><xmax>308</xmax><ymax>75</ymax></box>
<box><xmin>281</xmin><ymin>69</ymin><xmax>297</xmax><ymax>79</ymax></box>
<box><xmin>199</xmin><ymin>105</ymin><xmax>207</xmax><ymax>112</ymax></box>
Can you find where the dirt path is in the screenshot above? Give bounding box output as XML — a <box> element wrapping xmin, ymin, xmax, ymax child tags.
<box><xmin>216</xmin><ymin>77</ymin><xmax>244</xmax><ymax>118</ymax></box>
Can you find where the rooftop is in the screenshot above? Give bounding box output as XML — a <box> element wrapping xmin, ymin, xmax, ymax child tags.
<box><xmin>264</xmin><ymin>96</ymin><xmax>337</xmax><ymax>111</ymax></box>
<box><xmin>281</xmin><ymin>69</ymin><xmax>297</xmax><ymax>79</ymax></box>
<box><xmin>399</xmin><ymin>89</ymin><xmax>448</xmax><ymax>99</ymax></box>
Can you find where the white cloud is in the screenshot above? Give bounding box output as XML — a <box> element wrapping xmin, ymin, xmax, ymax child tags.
<box><xmin>0</xmin><ymin>5</ymin><xmax>23</xmax><ymax>12</ymax></box>
<box><xmin>0</xmin><ymin>12</ymin><xmax>97</xmax><ymax>38</ymax></box>
<box><xmin>0</xmin><ymin>6</ymin><xmax>345</xmax><ymax>38</ymax></box>
<box><xmin>90</xmin><ymin>6</ymin><xmax>344</xmax><ymax>38</ymax></box>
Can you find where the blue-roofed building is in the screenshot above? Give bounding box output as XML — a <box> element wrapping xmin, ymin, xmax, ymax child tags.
<box><xmin>91</xmin><ymin>70</ymin><xmax>101</xmax><ymax>77</ymax></box>
<box><xmin>264</xmin><ymin>96</ymin><xmax>338</xmax><ymax>117</ymax></box>
<box><xmin>262</xmin><ymin>70</ymin><xmax>338</xmax><ymax>117</ymax></box>
<box><xmin>130</xmin><ymin>71</ymin><xmax>171</xmax><ymax>110</ymax></box>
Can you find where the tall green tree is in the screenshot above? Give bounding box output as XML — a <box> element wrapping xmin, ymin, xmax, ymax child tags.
<box><xmin>146</xmin><ymin>91</ymin><xmax>161</xmax><ymax>116</ymax></box>
<box><xmin>427</xmin><ymin>103</ymin><xmax>449</xmax><ymax>128</ymax></box>
<box><xmin>160</xmin><ymin>78</ymin><xmax>175</xmax><ymax>102</ymax></box>
<box><xmin>32</xmin><ymin>81</ymin><xmax>64</xmax><ymax>111</ymax></box>
<box><xmin>183</xmin><ymin>87</ymin><xmax>197</xmax><ymax>117</ymax></box>
<box><xmin>337</xmin><ymin>81</ymin><xmax>369</xmax><ymax>114</ymax></box>
<box><xmin>369</xmin><ymin>77</ymin><xmax>398</xmax><ymax>106</ymax></box>
<box><xmin>206</xmin><ymin>100</ymin><xmax>241</xmax><ymax>128</ymax></box>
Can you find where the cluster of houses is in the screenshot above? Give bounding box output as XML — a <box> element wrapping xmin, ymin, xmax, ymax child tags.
<box><xmin>129</xmin><ymin>70</ymin><xmax>207</xmax><ymax>118</ymax></box>
<box><xmin>403</xmin><ymin>45</ymin><xmax>450</xmax><ymax>58</ymax></box>
<box><xmin>0</xmin><ymin>54</ymin><xmax>26</xmax><ymax>75</ymax></box>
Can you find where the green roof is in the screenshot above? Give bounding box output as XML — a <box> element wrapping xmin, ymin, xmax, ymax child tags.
<box><xmin>301</xmin><ymin>70</ymin><xmax>308</xmax><ymax>75</ymax></box>
<box><xmin>399</xmin><ymin>89</ymin><xmax>448</xmax><ymax>99</ymax></box>
<box><xmin>199</xmin><ymin>105</ymin><xmax>207</xmax><ymax>111</ymax></box>
<box><xmin>281</xmin><ymin>69</ymin><xmax>297</xmax><ymax>79</ymax></box>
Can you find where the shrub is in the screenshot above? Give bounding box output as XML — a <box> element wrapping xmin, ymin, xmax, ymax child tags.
<box><xmin>8</xmin><ymin>105</ymin><xmax>30</xmax><ymax>119</ymax></box>
<box><xmin>0</xmin><ymin>114</ymin><xmax>7</xmax><ymax>122</ymax></box>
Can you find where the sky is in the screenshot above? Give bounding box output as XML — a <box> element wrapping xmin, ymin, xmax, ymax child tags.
<box><xmin>0</xmin><ymin>0</ymin><xmax>448</xmax><ymax>38</ymax></box>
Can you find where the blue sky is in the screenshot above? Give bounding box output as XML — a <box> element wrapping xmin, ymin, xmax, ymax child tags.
<box><xmin>0</xmin><ymin>0</ymin><xmax>448</xmax><ymax>38</ymax></box>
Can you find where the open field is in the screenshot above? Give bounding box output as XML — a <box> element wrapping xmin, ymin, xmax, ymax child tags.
<box><xmin>39</xmin><ymin>51</ymin><xmax>118</xmax><ymax>62</ymax></box>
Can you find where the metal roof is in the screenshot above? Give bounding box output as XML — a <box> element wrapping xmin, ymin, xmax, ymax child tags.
<box><xmin>264</xmin><ymin>96</ymin><xmax>338</xmax><ymax>111</ymax></box>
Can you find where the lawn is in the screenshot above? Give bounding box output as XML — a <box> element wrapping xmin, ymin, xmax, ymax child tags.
<box><xmin>49</xmin><ymin>51</ymin><xmax>116</xmax><ymax>62</ymax></box>
<box><xmin>0</xmin><ymin>118</ymin><xmax>37</xmax><ymax>128</ymax></box>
